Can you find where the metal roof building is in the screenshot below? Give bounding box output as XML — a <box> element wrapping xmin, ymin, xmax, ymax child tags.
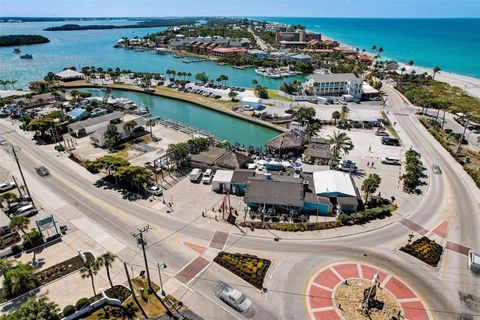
<box><xmin>312</xmin><ymin>170</ymin><xmax>358</xmax><ymax>197</ymax></box>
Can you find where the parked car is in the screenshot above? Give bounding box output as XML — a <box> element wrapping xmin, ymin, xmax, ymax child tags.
<box><xmin>9</xmin><ymin>204</ymin><xmax>37</xmax><ymax>218</ymax></box>
<box><xmin>35</xmin><ymin>166</ymin><xmax>49</xmax><ymax>176</ymax></box>
<box><xmin>432</xmin><ymin>164</ymin><xmax>442</xmax><ymax>174</ymax></box>
<box><xmin>147</xmin><ymin>184</ymin><xmax>163</xmax><ymax>196</ymax></box>
<box><xmin>0</xmin><ymin>138</ymin><xmax>7</xmax><ymax>145</ymax></box>
<box><xmin>337</xmin><ymin>160</ymin><xmax>357</xmax><ymax>172</ymax></box>
<box><xmin>375</xmin><ymin>131</ymin><xmax>389</xmax><ymax>136</ymax></box>
<box><xmin>381</xmin><ymin>137</ymin><xmax>400</xmax><ymax>146</ymax></box>
<box><xmin>189</xmin><ymin>168</ymin><xmax>202</xmax><ymax>182</ymax></box>
<box><xmin>468</xmin><ymin>250</ymin><xmax>480</xmax><ymax>273</ymax></box>
<box><xmin>215</xmin><ymin>282</ymin><xmax>252</xmax><ymax>312</ymax></box>
<box><xmin>0</xmin><ymin>182</ymin><xmax>16</xmax><ymax>193</ymax></box>
<box><xmin>202</xmin><ymin>169</ymin><xmax>213</xmax><ymax>184</ymax></box>
<box><xmin>381</xmin><ymin>157</ymin><xmax>401</xmax><ymax>166</ymax></box>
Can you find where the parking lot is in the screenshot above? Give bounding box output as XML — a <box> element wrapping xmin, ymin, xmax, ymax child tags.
<box><xmin>315</xmin><ymin>125</ymin><xmax>424</xmax><ymax>210</ymax></box>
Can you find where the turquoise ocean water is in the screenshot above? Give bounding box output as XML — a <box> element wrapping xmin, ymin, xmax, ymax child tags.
<box><xmin>258</xmin><ymin>17</ymin><xmax>480</xmax><ymax>79</ymax></box>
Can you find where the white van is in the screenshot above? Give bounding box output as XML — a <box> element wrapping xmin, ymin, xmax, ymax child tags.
<box><xmin>202</xmin><ymin>169</ymin><xmax>213</xmax><ymax>184</ymax></box>
<box><xmin>189</xmin><ymin>168</ymin><xmax>202</xmax><ymax>182</ymax></box>
<box><xmin>10</xmin><ymin>204</ymin><xmax>37</xmax><ymax>218</ymax></box>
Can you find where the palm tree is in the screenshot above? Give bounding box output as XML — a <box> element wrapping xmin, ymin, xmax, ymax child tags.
<box><xmin>433</xmin><ymin>66</ymin><xmax>441</xmax><ymax>79</ymax></box>
<box><xmin>80</xmin><ymin>260</ymin><xmax>100</xmax><ymax>296</ymax></box>
<box><xmin>9</xmin><ymin>216</ymin><xmax>29</xmax><ymax>235</ymax></box>
<box><xmin>340</xmin><ymin>106</ymin><xmax>350</xmax><ymax>120</ymax></box>
<box><xmin>0</xmin><ymin>80</ymin><xmax>6</xmax><ymax>90</ymax></box>
<box><xmin>408</xmin><ymin>60</ymin><xmax>414</xmax><ymax>67</ymax></box>
<box><xmin>371</xmin><ymin>45</ymin><xmax>377</xmax><ymax>53</ymax></box>
<box><xmin>3</xmin><ymin>80</ymin><xmax>11</xmax><ymax>90</ymax></box>
<box><xmin>10</xmin><ymin>80</ymin><xmax>17</xmax><ymax>90</ymax></box>
<box><xmin>98</xmin><ymin>252</ymin><xmax>117</xmax><ymax>295</ymax></box>
<box><xmin>252</xmin><ymin>79</ymin><xmax>258</xmax><ymax>87</ymax></box>
<box><xmin>146</xmin><ymin>119</ymin><xmax>156</xmax><ymax>137</ymax></box>
<box><xmin>378</xmin><ymin>47</ymin><xmax>384</xmax><ymax>57</ymax></box>
<box><xmin>228</xmin><ymin>90</ymin><xmax>238</xmax><ymax>101</ymax></box>
<box><xmin>123</xmin><ymin>120</ymin><xmax>137</xmax><ymax>137</ymax></box>
<box><xmin>187</xmin><ymin>72</ymin><xmax>192</xmax><ymax>81</ymax></box>
<box><xmin>328</xmin><ymin>131</ymin><xmax>353</xmax><ymax>161</ymax></box>
<box><xmin>305</xmin><ymin>122</ymin><xmax>322</xmax><ymax>140</ymax></box>
<box><xmin>331</xmin><ymin>111</ymin><xmax>341</xmax><ymax>125</ymax></box>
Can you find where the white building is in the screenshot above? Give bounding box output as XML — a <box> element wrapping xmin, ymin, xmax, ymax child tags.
<box><xmin>212</xmin><ymin>170</ymin><xmax>234</xmax><ymax>193</ymax></box>
<box><xmin>312</xmin><ymin>170</ymin><xmax>360</xmax><ymax>213</ymax></box>
<box><xmin>56</xmin><ymin>69</ymin><xmax>85</xmax><ymax>81</ymax></box>
<box><xmin>303</xmin><ymin>73</ymin><xmax>363</xmax><ymax>98</ymax></box>
<box><xmin>240</xmin><ymin>97</ymin><xmax>263</xmax><ymax>110</ymax></box>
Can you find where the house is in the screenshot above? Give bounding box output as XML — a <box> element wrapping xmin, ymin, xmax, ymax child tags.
<box><xmin>289</xmin><ymin>53</ymin><xmax>312</xmax><ymax>64</ymax></box>
<box><xmin>312</xmin><ymin>170</ymin><xmax>360</xmax><ymax>213</ymax></box>
<box><xmin>190</xmin><ymin>147</ymin><xmax>249</xmax><ymax>170</ymax></box>
<box><xmin>56</xmin><ymin>69</ymin><xmax>85</xmax><ymax>81</ymax></box>
<box><xmin>362</xmin><ymin>82</ymin><xmax>381</xmax><ymax>99</ymax></box>
<box><xmin>265</xmin><ymin>132</ymin><xmax>303</xmax><ymax>156</ymax></box>
<box><xmin>320</xmin><ymin>39</ymin><xmax>339</xmax><ymax>49</ymax></box>
<box><xmin>240</xmin><ymin>97</ymin><xmax>263</xmax><ymax>110</ymax></box>
<box><xmin>278</xmin><ymin>41</ymin><xmax>308</xmax><ymax>49</ymax></box>
<box><xmin>67</xmin><ymin>111</ymin><xmax>123</xmax><ymax>137</ymax></box>
<box><xmin>231</xmin><ymin>169</ymin><xmax>256</xmax><ymax>195</ymax></box>
<box><xmin>303</xmin><ymin>138</ymin><xmax>331</xmax><ymax>165</ymax></box>
<box><xmin>13</xmin><ymin>92</ymin><xmax>61</xmax><ymax>109</ymax></box>
<box><xmin>67</xmin><ymin>108</ymin><xmax>90</xmax><ymax>122</ymax></box>
<box><xmin>245</xmin><ymin>174</ymin><xmax>304</xmax><ymax>211</ymax></box>
<box><xmin>245</xmin><ymin>49</ymin><xmax>268</xmax><ymax>60</ymax></box>
<box><xmin>303</xmin><ymin>73</ymin><xmax>363</xmax><ymax>98</ymax></box>
<box><xmin>211</xmin><ymin>170</ymin><xmax>234</xmax><ymax>193</ymax></box>
<box><xmin>89</xmin><ymin>116</ymin><xmax>146</xmax><ymax>147</ymax></box>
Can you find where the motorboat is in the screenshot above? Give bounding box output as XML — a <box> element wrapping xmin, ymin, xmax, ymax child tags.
<box><xmin>20</xmin><ymin>53</ymin><xmax>33</xmax><ymax>59</ymax></box>
<box><xmin>13</xmin><ymin>48</ymin><xmax>21</xmax><ymax>53</ymax></box>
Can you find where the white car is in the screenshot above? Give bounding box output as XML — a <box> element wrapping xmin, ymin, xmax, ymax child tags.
<box><xmin>215</xmin><ymin>282</ymin><xmax>252</xmax><ymax>312</ymax></box>
<box><xmin>0</xmin><ymin>182</ymin><xmax>16</xmax><ymax>193</ymax></box>
<box><xmin>10</xmin><ymin>204</ymin><xmax>37</xmax><ymax>218</ymax></box>
<box><xmin>147</xmin><ymin>184</ymin><xmax>163</xmax><ymax>196</ymax></box>
<box><xmin>381</xmin><ymin>157</ymin><xmax>401</xmax><ymax>166</ymax></box>
<box><xmin>468</xmin><ymin>250</ymin><xmax>480</xmax><ymax>272</ymax></box>
<box><xmin>202</xmin><ymin>169</ymin><xmax>213</xmax><ymax>184</ymax></box>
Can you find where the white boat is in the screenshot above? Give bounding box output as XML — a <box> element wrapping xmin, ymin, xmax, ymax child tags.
<box><xmin>20</xmin><ymin>53</ymin><xmax>33</xmax><ymax>59</ymax></box>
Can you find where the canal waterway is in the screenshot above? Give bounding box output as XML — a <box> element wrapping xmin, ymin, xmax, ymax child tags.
<box><xmin>75</xmin><ymin>88</ymin><xmax>280</xmax><ymax>148</ymax></box>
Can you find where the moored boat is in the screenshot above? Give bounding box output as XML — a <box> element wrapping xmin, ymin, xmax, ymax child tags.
<box><xmin>13</xmin><ymin>48</ymin><xmax>21</xmax><ymax>53</ymax></box>
<box><xmin>20</xmin><ymin>53</ymin><xmax>33</xmax><ymax>59</ymax></box>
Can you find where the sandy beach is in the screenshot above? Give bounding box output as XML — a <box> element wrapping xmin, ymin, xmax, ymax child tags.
<box><xmin>319</xmin><ymin>32</ymin><xmax>480</xmax><ymax>99</ymax></box>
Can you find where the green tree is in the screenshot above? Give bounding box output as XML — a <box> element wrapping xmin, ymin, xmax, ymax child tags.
<box><xmin>146</xmin><ymin>119</ymin><xmax>156</xmax><ymax>138</ymax></box>
<box><xmin>340</xmin><ymin>106</ymin><xmax>350</xmax><ymax>120</ymax></box>
<box><xmin>0</xmin><ymin>80</ymin><xmax>6</xmax><ymax>90</ymax></box>
<box><xmin>194</xmin><ymin>72</ymin><xmax>209</xmax><ymax>83</ymax></box>
<box><xmin>294</xmin><ymin>106</ymin><xmax>316</xmax><ymax>124</ymax></box>
<box><xmin>113</xmin><ymin>166</ymin><xmax>152</xmax><ymax>191</ymax></box>
<box><xmin>305</xmin><ymin>121</ymin><xmax>322</xmax><ymax>140</ymax></box>
<box><xmin>9</xmin><ymin>216</ymin><xmax>29</xmax><ymax>235</ymax></box>
<box><xmin>85</xmin><ymin>155</ymin><xmax>130</xmax><ymax>173</ymax></box>
<box><xmin>400</xmin><ymin>149</ymin><xmax>427</xmax><ymax>193</ymax></box>
<box><xmin>331</xmin><ymin>111</ymin><xmax>341</xmax><ymax>125</ymax></box>
<box><xmin>228</xmin><ymin>90</ymin><xmax>238</xmax><ymax>101</ymax></box>
<box><xmin>432</xmin><ymin>66</ymin><xmax>441</xmax><ymax>79</ymax></box>
<box><xmin>361</xmin><ymin>173</ymin><xmax>381</xmax><ymax>202</ymax></box>
<box><xmin>0</xmin><ymin>192</ymin><xmax>17</xmax><ymax>209</ymax></box>
<box><xmin>167</xmin><ymin>142</ymin><xmax>190</xmax><ymax>167</ymax></box>
<box><xmin>408</xmin><ymin>60</ymin><xmax>415</xmax><ymax>66</ymax></box>
<box><xmin>98</xmin><ymin>252</ymin><xmax>117</xmax><ymax>296</ymax></box>
<box><xmin>0</xmin><ymin>297</ymin><xmax>59</xmax><ymax>320</ymax></box>
<box><xmin>3</xmin><ymin>261</ymin><xmax>37</xmax><ymax>298</ymax></box>
<box><xmin>123</xmin><ymin>120</ymin><xmax>137</xmax><ymax>137</ymax></box>
<box><xmin>80</xmin><ymin>260</ymin><xmax>100</xmax><ymax>296</ymax></box>
<box><xmin>103</xmin><ymin>123</ymin><xmax>120</xmax><ymax>150</ymax></box>
<box><xmin>328</xmin><ymin>131</ymin><xmax>353</xmax><ymax>161</ymax></box>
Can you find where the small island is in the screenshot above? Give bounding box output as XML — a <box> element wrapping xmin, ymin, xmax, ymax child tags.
<box><xmin>0</xmin><ymin>34</ymin><xmax>50</xmax><ymax>47</ymax></box>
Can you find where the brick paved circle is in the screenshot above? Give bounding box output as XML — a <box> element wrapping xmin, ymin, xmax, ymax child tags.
<box><xmin>305</xmin><ymin>262</ymin><xmax>433</xmax><ymax>320</ymax></box>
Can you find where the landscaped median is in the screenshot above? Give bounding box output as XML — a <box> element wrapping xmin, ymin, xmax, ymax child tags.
<box><xmin>239</xmin><ymin>204</ymin><xmax>397</xmax><ymax>232</ymax></box>
<box><xmin>214</xmin><ymin>252</ymin><xmax>271</xmax><ymax>290</ymax></box>
<box><xmin>400</xmin><ymin>236</ymin><xmax>443</xmax><ymax>267</ymax></box>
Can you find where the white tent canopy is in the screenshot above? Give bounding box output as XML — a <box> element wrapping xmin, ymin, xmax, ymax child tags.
<box><xmin>56</xmin><ymin>69</ymin><xmax>85</xmax><ymax>80</ymax></box>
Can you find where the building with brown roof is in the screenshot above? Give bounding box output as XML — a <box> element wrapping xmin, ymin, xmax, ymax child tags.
<box><xmin>265</xmin><ymin>132</ymin><xmax>303</xmax><ymax>156</ymax></box>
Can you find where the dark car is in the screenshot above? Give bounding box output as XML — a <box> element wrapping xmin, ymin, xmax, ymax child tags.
<box><xmin>381</xmin><ymin>137</ymin><xmax>400</xmax><ymax>146</ymax></box>
<box><xmin>35</xmin><ymin>166</ymin><xmax>49</xmax><ymax>177</ymax></box>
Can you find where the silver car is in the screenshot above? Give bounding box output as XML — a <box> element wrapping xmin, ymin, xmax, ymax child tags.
<box><xmin>468</xmin><ymin>250</ymin><xmax>480</xmax><ymax>273</ymax></box>
<box><xmin>215</xmin><ymin>282</ymin><xmax>252</xmax><ymax>312</ymax></box>
<box><xmin>432</xmin><ymin>164</ymin><xmax>442</xmax><ymax>174</ymax></box>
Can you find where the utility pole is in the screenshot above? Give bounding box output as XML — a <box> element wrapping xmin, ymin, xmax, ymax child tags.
<box><xmin>123</xmin><ymin>262</ymin><xmax>148</xmax><ymax>319</ymax></box>
<box><xmin>11</xmin><ymin>175</ymin><xmax>22</xmax><ymax>195</ymax></box>
<box><xmin>132</xmin><ymin>225</ymin><xmax>153</xmax><ymax>292</ymax></box>
<box><xmin>10</xmin><ymin>146</ymin><xmax>33</xmax><ymax>202</ymax></box>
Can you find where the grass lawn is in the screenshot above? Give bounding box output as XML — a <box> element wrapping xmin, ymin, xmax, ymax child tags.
<box><xmin>381</xmin><ymin>111</ymin><xmax>400</xmax><ymax>140</ymax></box>
<box><xmin>267</xmin><ymin>89</ymin><xmax>293</xmax><ymax>102</ymax></box>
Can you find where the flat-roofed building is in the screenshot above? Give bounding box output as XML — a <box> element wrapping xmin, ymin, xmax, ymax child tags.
<box><xmin>303</xmin><ymin>73</ymin><xmax>363</xmax><ymax>98</ymax></box>
<box><xmin>211</xmin><ymin>47</ymin><xmax>246</xmax><ymax>58</ymax></box>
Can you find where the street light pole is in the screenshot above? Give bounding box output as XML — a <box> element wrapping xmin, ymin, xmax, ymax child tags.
<box><xmin>157</xmin><ymin>262</ymin><xmax>167</xmax><ymax>296</ymax></box>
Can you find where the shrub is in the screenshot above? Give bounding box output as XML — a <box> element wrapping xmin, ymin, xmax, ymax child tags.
<box><xmin>22</xmin><ymin>229</ymin><xmax>44</xmax><ymax>250</ymax></box>
<box><xmin>63</xmin><ymin>304</ymin><xmax>76</xmax><ymax>316</ymax></box>
<box><xmin>11</xmin><ymin>244</ymin><xmax>21</xmax><ymax>255</ymax></box>
<box><xmin>75</xmin><ymin>297</ymin><xmax>90</xmax><ymax>310</ymax></box>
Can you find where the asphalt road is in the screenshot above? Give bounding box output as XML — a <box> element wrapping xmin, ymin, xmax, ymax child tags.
<box><xmin>0</xmin><ymin>85</ymin><xmax>479</xmax><ymax>319</ymax></box>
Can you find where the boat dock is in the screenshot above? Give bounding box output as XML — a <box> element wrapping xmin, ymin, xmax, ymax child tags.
<box><xmin>157</xmin><ymin>119</ymin><xmax>221</xmax><ymax>143</ymax></box>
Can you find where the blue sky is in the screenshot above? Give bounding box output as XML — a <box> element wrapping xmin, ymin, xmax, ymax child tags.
<box><xmin>1</xmin><ymin>0</ymin><xmax>479</xmax><ymax>18</ymax></box>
